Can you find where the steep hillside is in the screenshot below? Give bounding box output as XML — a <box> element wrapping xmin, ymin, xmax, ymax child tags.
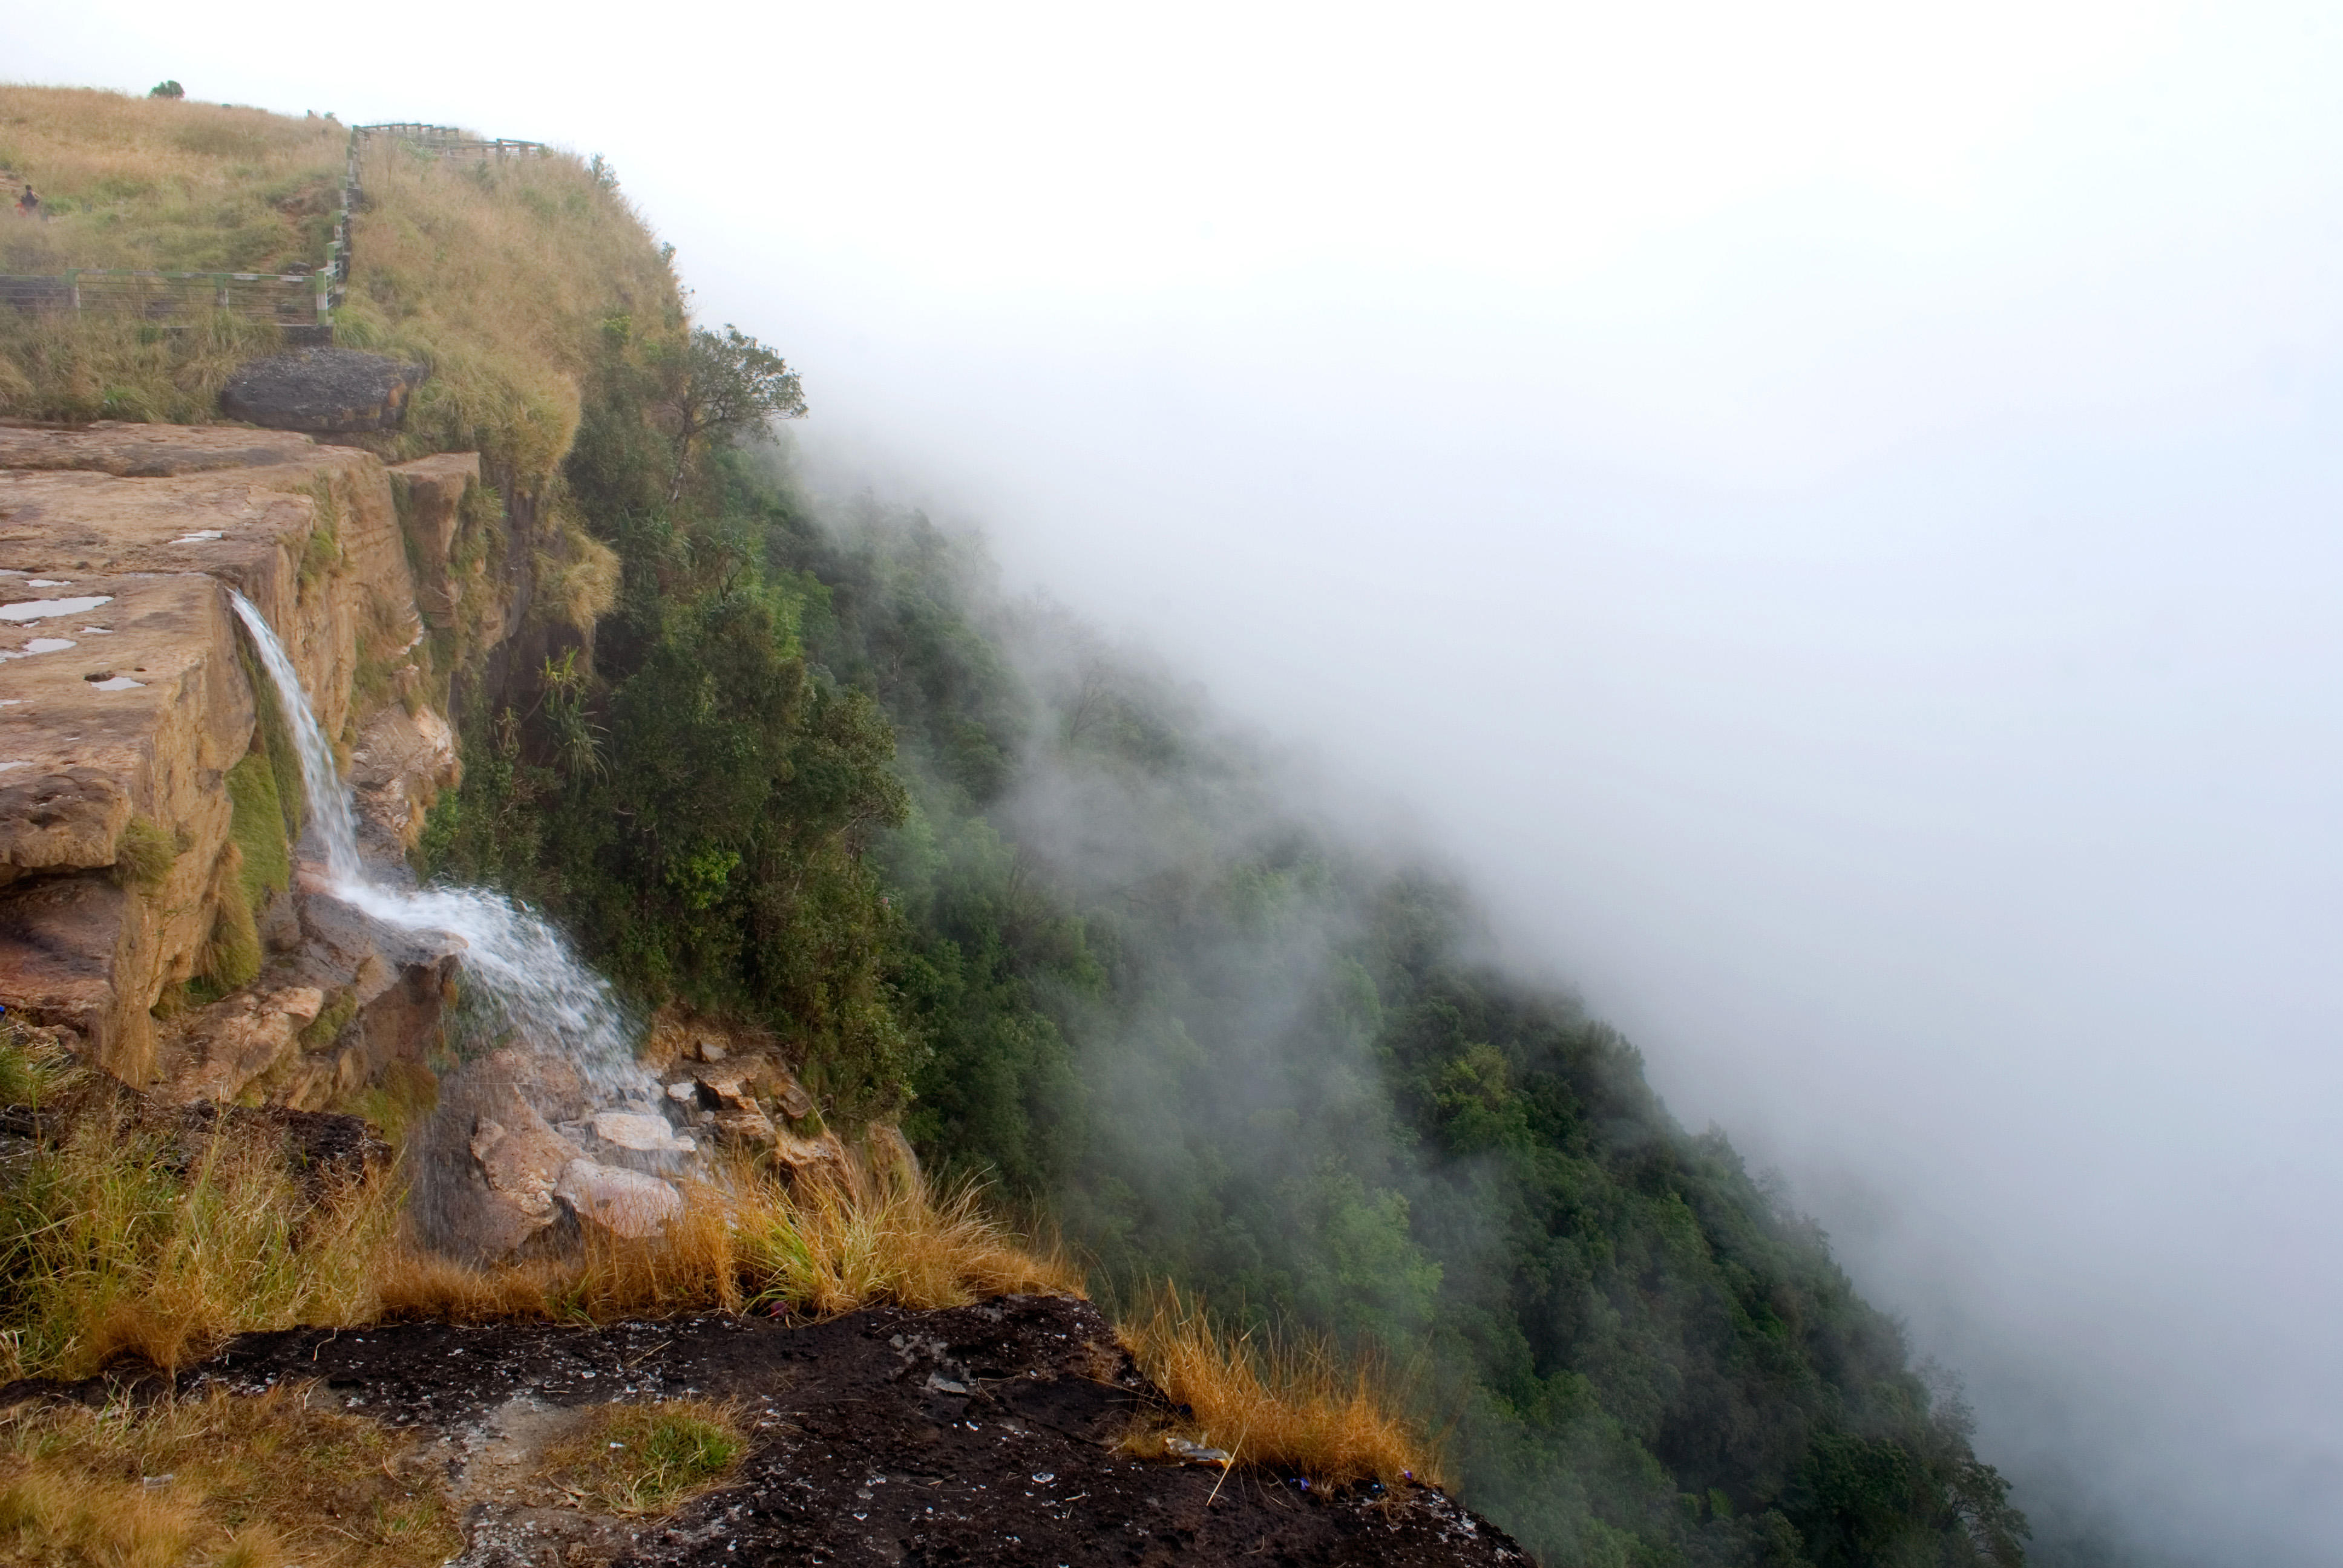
<box><xmin>0</xmin><ymin>86</ymin><xmax>2028</xmax><ymax>1567</ymax></box>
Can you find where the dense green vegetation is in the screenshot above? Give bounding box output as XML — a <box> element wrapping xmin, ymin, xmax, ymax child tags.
<box><xmin>419</xmin><ymin>294</ymin><xmax>2029</xmax><ymax>1565</ymax></box>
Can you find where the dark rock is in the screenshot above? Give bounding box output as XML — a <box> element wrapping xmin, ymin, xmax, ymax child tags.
<box><xmin>219</xmin><ymin>348</ymin><xmax>425</xmax><ymax>434</ymax></box>
<box><xmin>185</xmin><ymin>1296</ymin><xmax>1531</xmax><ymax>1567</ymax></box>
<box><xmin>0</xmin><ymin>1087</ymin><xmax>389</xmax><ymax>1190</ymax></box>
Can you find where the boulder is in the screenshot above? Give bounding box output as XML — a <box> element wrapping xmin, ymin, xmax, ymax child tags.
<box><xmin>219</xmin><ymin>349</ymin><xmax>426</xmax><ymax>434</ymax></box>
<box><xmin>588</xmin><ymin>1109</ymin><xmax>695</xmax><ymax>1156</ymax></box>
<box><xmin>712</xmin><ymin>1102</ymin><xmax>778</xmax><ymax>1149</ymax></box>
<box><xmin>771</xmin><ymin>1128</ymin><xmax>850</xmax><ymax>1187</ymax></box>
<box><xmin>411</xmin><ymin>1046</ymin><xmax>597</xmax><ymax>1262</ymax></box>
<box><xmin>554</xmin><ymin>1158</ymin><xmax>682</xmax><ymax>1240</ymax></box>
<box><xmin>770</xmin><ymin>1068</ymin><xmax>814</xmax><ymax>1123</ymax></box>
<box><xmin>465</xmin><ymin>1106</ymin><xmax>583</xmax><ymax>1259</ymax></box>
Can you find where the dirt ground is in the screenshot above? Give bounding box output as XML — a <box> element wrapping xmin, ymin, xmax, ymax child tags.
<box><xmin>182</xmin><ymin>1294</ymin><xmax>1529</xmax><ymax>1567</ymax></box>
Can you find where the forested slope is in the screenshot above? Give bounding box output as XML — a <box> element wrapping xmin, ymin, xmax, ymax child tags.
<box><xmin>419</xmin><ymin>295</ymin><xmax>2031</xmax><ymax>1566</ymax></box>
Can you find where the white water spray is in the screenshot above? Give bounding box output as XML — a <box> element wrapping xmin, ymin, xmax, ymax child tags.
<box><xmin>228</xmin><ymin>590</ymin><xmax>654</xmax><ymax>1097</ymax></box>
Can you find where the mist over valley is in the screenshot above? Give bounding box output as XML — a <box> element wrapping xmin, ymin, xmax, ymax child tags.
<box><xmin>7</xmin><ymin>5</ymin><xmax>2343</xmax><ymax>1563</ymax></box>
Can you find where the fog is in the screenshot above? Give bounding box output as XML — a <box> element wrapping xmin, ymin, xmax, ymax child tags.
<box><xmin>19</xmin><ymin>4</ymin><xmax>2343</xmax><ymax>1559</ymax></box>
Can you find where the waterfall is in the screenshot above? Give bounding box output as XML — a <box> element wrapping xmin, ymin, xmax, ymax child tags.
<box><xmin>231</xmin><ymin>589</ymin><xmax>362</xmax><ymax>886</ymax></box>
<box><xmin>228</xmin><ymin>590</ymin><xmax>655</xmax><ymax>1099</ymax></box>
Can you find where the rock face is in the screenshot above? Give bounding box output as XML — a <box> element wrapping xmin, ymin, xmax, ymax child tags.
<box><xmin>0</xmin><ymin>422</ymin><xmax>485</xmax><ymax>1084</ymax></box>
<box><xmin>349</xmin><ymin>700</ymin><xmax>460</xmax><ymax>851</ymax></box>
<box><xmin>159</xmin><ymin>984</ymin><xmax>325</xmax><ymax>1105</ymax></box>
<box><xmin>218</xmin><ymin>348</ymin><xmax>427</xmax><ymax>434</ymax></box>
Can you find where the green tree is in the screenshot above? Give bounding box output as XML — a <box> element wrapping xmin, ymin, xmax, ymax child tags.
<box><xmin>663</xmin><ymin>325</ymin><xmax>807</xmax><ymax>505</ymax></box>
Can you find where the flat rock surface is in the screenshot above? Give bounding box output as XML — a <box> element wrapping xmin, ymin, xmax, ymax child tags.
<box><xmin>180</xmin><ymin>1295</ymin><xmax>1524</xmax><ymax>1567</ymax></box>
<box><xmin>0</xmin><ymin>422</ymin><xmax>322</xmax><ymax>477</ymax></box>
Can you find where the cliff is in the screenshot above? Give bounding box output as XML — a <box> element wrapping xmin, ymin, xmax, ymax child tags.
<box><xmin>0</xmin><ymin>421</ymin><xmax>480</xmax><ymax>1094</ymax></box>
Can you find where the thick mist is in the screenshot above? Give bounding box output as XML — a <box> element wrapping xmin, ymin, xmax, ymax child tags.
<box><xmin>18</xmin><ymin>3</ymin><xmax>2343</xmax><ymax>1559</ymax></box>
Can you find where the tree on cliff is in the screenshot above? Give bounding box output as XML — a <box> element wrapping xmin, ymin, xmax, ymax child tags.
<box><xmin>662</xmin><ymin>325</ymin><xmax>807</xmax><ymax>506</ymax></box>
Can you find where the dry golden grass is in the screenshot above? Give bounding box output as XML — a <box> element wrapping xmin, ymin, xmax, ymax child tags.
<box><xmin>377</xmin><ymin>1147</ymin><xmax>1084</xmax><ymax>1326</ymax></box>
<box><xmin>0</xmin><ymin>87</ymin><xmax>682</xmax><ymax>505</ymax></box>
<box><xmin>0</xmin><ymin>1055</ymin><xmax>1080</xmax><ymax>1382</ymax></box>
<box><xmin>0</xmin><ymin>307</ymin><xmax>291</xmax><ymax>424</ymax></box>
<box><xmin>0</xmin><ymin>1383</ymin><xmax>459</xmax><ymax>1568</ymax></box>
<box><xmin>0</xmin><ymin>87</ymin><xmax>343</xmax><ymax>275</ymax></box>
<box><xmin>334</xmin><ymin>132</ymin><xmax>681</xmax><ymax>488</ymax></box>
<box><xmin>0</xmin><ymin>1036</ymin><xmax>1404</xmax><ymax>1503</ymax></box>
<box><xmin>0</xmin><ymin>1111</ymin><xmax>396</xmax><ymax>1380</ymax></box>
<box><xmin>1118</xmin><ymin>1282</ymin><xmax>1442</xmax><ymax>1488</ymax></box>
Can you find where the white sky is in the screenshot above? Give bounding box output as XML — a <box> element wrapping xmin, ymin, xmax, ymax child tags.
<box><xmin>17</xmin><ymin>4</ymin><xmax>2343</xmax><ymax>1558</ymax></box>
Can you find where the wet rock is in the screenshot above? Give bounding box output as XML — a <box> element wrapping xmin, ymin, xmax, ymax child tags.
<box><xmin>386</xmin><ymin>452</ymin><xmax>479</xmax><ymax>630</ymax></box>
<box><xmin>683</xmin><ymin>1068</ymin><xmax>782</xmax><ymax>1149</ymax></box>
<box><xmin>770</xmin><ymin>1067</ymin><xmax>814</xmax><ymax>1122</ymax></box>
<box><xmin>155</xmin><ymin>984</ymin><xmax>324</xmax><ymax>1104</ymax></box>
<box><xmin>219</xmin><ymin>348</ymin><xmax>426</xmax><ymax>434</ymax></box>
<box><xmin>711</xmin><ymin>1101</ymin><xmax>777</xmax><ymax>1148</ymax></box>
<box><xmin>349</xmin><ymin>701</ymin><xmax>460</xmax><ymax>851</ymax></box>
<box><xmin>552</xmin><ymin>1158</ymin><xmax>681</xmax><ymax>1240</ymax></box>
<box><xmin>0</xmin><ymin>423</ymin><xmax>442</xmax><ymax>1085</ymax></box>
<box><xmin>465</xmin><ymin>1107</ymin><xmax>583</xmax><ymax>1259</ymax></box>
<box><xmin>586</xmin><ymin>1110</ymin><xmax>693</xmax><ymax>1156</ymax></box>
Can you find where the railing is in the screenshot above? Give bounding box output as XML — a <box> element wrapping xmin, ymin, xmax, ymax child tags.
<box><xmin>0</xmin><ymin>119</ymin><xmax>546</xmax><ymax>342</ymax></box>
<box><xmin>0</xmin><ymin>269</ymin><xmax>329</xmax><ymax>324</ymax></box>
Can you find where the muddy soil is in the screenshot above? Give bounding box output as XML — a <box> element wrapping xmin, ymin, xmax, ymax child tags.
<box><xmin>191</xmin><ymin>1294</ymin><xmax>1527</xmax><ymax>1567</ymax></box>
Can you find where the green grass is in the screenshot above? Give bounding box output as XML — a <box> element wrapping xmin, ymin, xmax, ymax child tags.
<box><xmin>226</xmin><ymin>751</ymin><xmax>291</xmax><ymax>909</ymax></box>
<box><xmin>110</xmin><ymin>816</ymin><xmax>177</xmax><ymax>892</ymax></box>
<box><xmin>201</xmin><ymin>874</ymin><xmax>263</xmax><ymax>993</ymax></box>
<box><xmin>540</xmin><ymin>1402</ymin><xmax>744</xmax><ymax>1514</ymax></box>
<box><xmin>0</xmin><ymin>1109</ymin><xmax>397</xmax><ymax>1379</ymax></box>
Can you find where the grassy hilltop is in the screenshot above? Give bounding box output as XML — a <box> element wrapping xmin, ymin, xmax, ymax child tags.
<box><xmin>0</xmin><ymin>85</ymin><xmax>2028</xmax><ymax>1568</ymax></box>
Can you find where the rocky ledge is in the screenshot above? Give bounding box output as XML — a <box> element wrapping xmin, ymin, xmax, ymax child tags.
<box><xmin>0</xmin><ymin>422</ymin><xmax>488</xmax><ymax>1087</ymax></box>
<box><xmin>137</xmin><ymin>1294</ymin><xmax>1521</xmax><ymax>1568</ymax></box>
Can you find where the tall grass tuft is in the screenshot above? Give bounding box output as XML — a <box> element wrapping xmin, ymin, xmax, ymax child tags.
<box><xmin>0</xmin><ymin>1112</ymin><xmax>397</xmax><ymax>1379</ymax></box>
<box><xmin>539</xmin><ymin>1399</ymin><xmax>744</xmax><ymax>1515</ymax></box>
<box><xmin>380</xmin><ymin>1144</ymin><xmax>1083</xmax><ymax>1325</ymax></box>
<box><xmin>1118</xmin><ymin>1281</ymin><xmax>1442</xmax><ymax>1488</ymax></box>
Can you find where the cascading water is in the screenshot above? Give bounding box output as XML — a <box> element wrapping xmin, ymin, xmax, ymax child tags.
<box><xmin>228</xmin><ymin>590</ymin><xmax>658</xmax><ymax>1101</ymax></box>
